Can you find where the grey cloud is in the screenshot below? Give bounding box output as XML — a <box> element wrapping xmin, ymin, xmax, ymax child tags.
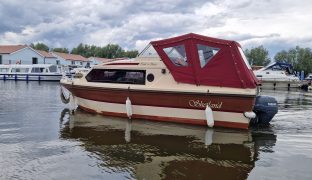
<box><xmin>223</xmin><ymin>33</ymin><xmax>281</xmax><ymax>41</ymax></box>
<box><xmin>0</xmin><ymin>0</ymin><xmax>311</xmax><ymax>56</ymax></box>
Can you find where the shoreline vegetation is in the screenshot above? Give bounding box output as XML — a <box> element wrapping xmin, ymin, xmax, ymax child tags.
<box><xmin>245</xmin><ymin>45</ymin><xmax>312</xmax><ymax>74</ymax></box>
<box><xmin>30</xmin><ymin>42</ymin><xmax>138</xmax><ymax>59</ymax></box>
<box><xmin>30</xmin><ymin>42</ymin><xmax>312</xmax><ymax>74</ymax></box>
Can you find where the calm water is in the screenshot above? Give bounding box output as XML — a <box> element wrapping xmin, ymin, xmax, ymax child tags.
<box><xmin>0</xmin><ymin>81</ymin><xmax>312</xmax><ymax>180</ymax></box>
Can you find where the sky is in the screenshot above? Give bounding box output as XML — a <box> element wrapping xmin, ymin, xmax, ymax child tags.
<box><xmin>0</xmin><ymin>0</ymin><xmax>312</xmax><ymax>57</ymax></box>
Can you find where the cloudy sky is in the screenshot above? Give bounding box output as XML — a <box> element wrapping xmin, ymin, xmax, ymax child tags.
<box><xmin>0</xmin><ymin>0</ymin><xmax>312</xmax><ymax>56</ymax></box>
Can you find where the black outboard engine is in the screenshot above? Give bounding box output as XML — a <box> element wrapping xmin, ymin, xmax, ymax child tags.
<box><xmin>252</xmin><ymin>96</ymin><xmax>278</xmax><ymax>125</ymax></box>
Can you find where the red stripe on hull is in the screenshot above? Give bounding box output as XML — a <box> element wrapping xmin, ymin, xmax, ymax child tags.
<box><xmin>63</xmin><ymin>84</ymin><xmax>256</xmax><ymax>113</ymax></box>
<box><xmin>79</xmin><ymin>105</ymin><xmax>249</xmax><ymax>129</ymax></box>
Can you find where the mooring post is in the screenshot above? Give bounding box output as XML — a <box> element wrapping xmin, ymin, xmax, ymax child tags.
<box><xmin>273</xmin><ymin>82</ymin><xmax>276</xmax><ymax>90</ymax></box>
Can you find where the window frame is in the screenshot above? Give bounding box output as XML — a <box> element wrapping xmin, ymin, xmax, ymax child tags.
<box><xmin>86</xmin><ymin>69</ymin><xmax>146</xmax><ymax>85</ymax></box>
<box><xmin>163</xmin><ymin>45</ymin><xmax>188</xmax><ymax>67</ymax></box>
<box><xmin>196</xmin><ymin>44</ymin><xmax>220</xmax><ymax>68</ymax></box>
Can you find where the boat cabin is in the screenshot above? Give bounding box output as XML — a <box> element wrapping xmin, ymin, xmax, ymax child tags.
<box><xmin>261</xmin><ymin>62</ymin><xmax>294</xmax><ymax>75</ymax></box>
<box><xmin>86</xmin><ymin>33</ymin><xmax>258</xmax><ymax>89</ymax></box>
<box><xmin>0</xmin><ymin>64</ymin><xmax>61</xmax><ymax>74</ymax></box>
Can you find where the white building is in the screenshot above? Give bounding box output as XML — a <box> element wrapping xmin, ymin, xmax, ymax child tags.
<box><xmin>36</xmin><ymin>50</ymin><xmax>58</xmax><ymax>64</ymax></box>
<box><xmin>0</xmin><ymin>45</ymin><xmax>52</xmax><ymax>65</ymax></box>
<box><xmin>0</xmin><ymin>45</ymin><xmax>92</xmax><ymax>67</ymax></box>
<box><xmin>52</xmin><ymin>52</ymin><xmax>91</xmax><ymax>67</ymax></box>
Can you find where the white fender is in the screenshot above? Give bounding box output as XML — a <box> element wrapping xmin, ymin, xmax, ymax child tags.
<box><xmin>126</xmin><ymin>97</ymin><xmax>132</xmax><ymax>119</ymax></box>
<box><xmin>205</xmin><ymin>105</ymin><xmax>214</xmax><ymax>127</ymax></box>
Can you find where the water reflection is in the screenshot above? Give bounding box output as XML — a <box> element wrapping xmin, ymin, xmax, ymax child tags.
<box><xmin>59</xmin><ymin>109</ymin><xmax>276</xmax><ymax>180</ymax></box>
<box><xmin>261</xmin><ymin>90</ymin><xmax>312</xmax><ymax>110</ymax></box>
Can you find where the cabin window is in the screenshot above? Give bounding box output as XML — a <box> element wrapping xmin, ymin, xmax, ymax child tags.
<box><xmin>138</xmin><ymin>44</ymin><xmax>159</xmax><ymax>58</ymax></box>
<box><xmin>163</xmin><ymin>45</ymin><xmax>188</xmax><ymax>66</ymax></box>
<box><xmin>86</xmin><ymin>69</ymin><xmax>146</xmax><ymax>85</ymax></box>
<box><xmin>31</xmin><ymin>67</ymin><xmax>45</xmax><ymax>73</ymax></box>
<box><xmin>0</xmin><ymin>68</ymin><xmax>9</xmax><ymax>72</ymax></box>
<box><xmin>197</xmin><ymin>44</ymin><xmax>219</xmax><ymax>68</ymax></box>
<box><xmin>11</xmin><ymin>68</ymin><xmax>29</xmax><ymax>73</ymax></box>
<box><xmin>49</xmin><ymin>65</ymin><xmax>57</xmax><ymax>73</ymax></box>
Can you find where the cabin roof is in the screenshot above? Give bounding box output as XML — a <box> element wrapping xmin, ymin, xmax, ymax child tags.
<box><xmin>151</xmin><ymin>33</ymin><xmax>259</xmax><ymax>89</ymax></box>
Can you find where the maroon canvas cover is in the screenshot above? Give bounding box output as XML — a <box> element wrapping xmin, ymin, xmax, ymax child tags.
<box><xmin>151</xmin><ymin>33</ymin><xmax>259</xmax><ymax>89</ymax></box>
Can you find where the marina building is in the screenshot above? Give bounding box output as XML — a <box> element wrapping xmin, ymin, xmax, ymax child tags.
<box><xmin>0</xmin><ymin>45</ymin><xmax>48</xmax><ymax>65</ymax></box>
<box><xmin>0</xmin><ymin>45</ymin><xmax>91</xmax><ymax>67</ymax></box>
<box><xmin>51</xmin><ymin>52</ymin><xmax>91</xmax><ymax>67</ymax></box>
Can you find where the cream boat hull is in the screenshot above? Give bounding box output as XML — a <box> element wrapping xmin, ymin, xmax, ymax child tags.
<box><xmin>61</xmin><ymin>82</ymin><xmax>255</xmax><ymax>129</ymax></box>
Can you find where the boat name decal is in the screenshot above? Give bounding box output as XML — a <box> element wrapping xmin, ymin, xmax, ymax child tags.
<box><xmin>188</xmin><ymin>100</ymin><xmax>223</xmax><ymax>109</ymax></box>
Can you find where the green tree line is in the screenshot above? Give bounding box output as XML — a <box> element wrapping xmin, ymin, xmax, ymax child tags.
<box><xmin>30</xmin><ymin>42</ymin><xmax>138</xmax><ymax>59</ymax></box>
<box><xmin>244</xmin><ymin>45</ymin><xmax>312</xmax><ymax>74</ymax></box>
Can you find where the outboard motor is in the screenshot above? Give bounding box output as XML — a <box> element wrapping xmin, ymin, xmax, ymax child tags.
<box><xmin>252</xmin><ymin>96</ymin><xmax>278</xmax><ymax>125</ymax></box>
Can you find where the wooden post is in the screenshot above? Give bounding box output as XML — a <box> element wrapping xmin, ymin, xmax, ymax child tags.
<box><xmin>273</xmin><ymin>82</ymin><xmax>276</xmax><ymax>90</ymax></box>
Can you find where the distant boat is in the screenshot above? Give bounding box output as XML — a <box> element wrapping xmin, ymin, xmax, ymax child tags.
<box><xmin>305</xmin><ymin>73</ymin><xmax>312</xmax><ymax>81</ymax></box>
<box><xmin>0</xmin><ymin>64</ymin><xmax>66</xmax><ymax>81</ymax></box>
<box><xmin>254</xmin><ymin>62</ymin><xmax>301</xmax><ymax>89</ymax></box>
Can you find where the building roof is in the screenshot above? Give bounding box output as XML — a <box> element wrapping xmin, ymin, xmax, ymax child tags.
<box><xmin>151</xmin><ymin>33</ymin><xmax>259</xmax><ymax>89</ymax></box>
<box><xmin>89</xmin><ymin>57</ymin><xmax>113</xmax><ymax>63</ymax></box>
<box><xmin>0</xmin><ymin>45</ymin><xmax>27</xmax><ymax>54</ymax></box>
<box><xmin>52</xmin><ymin>52</ymin><xmax>89</xmax><ymax>61</ymax></box>
<box><xmin>36</xmin><ymin>50</ymin><xmax>56</xmax><ymax>58</ymax></box>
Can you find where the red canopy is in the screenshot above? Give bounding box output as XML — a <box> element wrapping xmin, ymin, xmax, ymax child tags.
<box><xmin>151</xmin><ymin>33</ymin><xmax>259</xmax><ymax>89</ymax></box>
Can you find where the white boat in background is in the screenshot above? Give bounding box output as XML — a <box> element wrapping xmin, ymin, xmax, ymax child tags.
<box><xmin>0</xmin><ymin>64</ymin><xmax>65</xmax><ymax>81</ymax></box>
<box><xmin>254</xmin><ymin>62</ymin><xmax>301</xmax><ymax>89</ymax></box>
<box><xmin>305</xmin><ymin>73</ymin><xmax>312</xmax><ymax>81</ymax></box>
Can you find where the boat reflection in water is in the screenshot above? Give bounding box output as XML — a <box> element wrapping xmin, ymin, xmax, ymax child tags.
<box><xmin>59</xmin><ymin>108</ymin><xmax>276</xmax><ymax>179</ymax></box>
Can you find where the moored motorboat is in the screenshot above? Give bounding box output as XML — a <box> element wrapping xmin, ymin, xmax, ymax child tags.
<box><xmin>254</xmin><ymin>62</ymin><xmax>301</xmax><ymax>89</ymax></box>
<box><xmin>0</xmin><ymin>64</ymin><xmax>65</xmax><ymax>81</ymax></box>
<box><xmin>60</xmin><ymin>33</ymin><xmax>278</xmax><ymax>129</ymax></box>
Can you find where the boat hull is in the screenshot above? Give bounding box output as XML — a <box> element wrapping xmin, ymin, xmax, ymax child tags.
<box><xmin>259</xmin><ymin>80</ymin><xmax>301</xmax><ymax>90</ymax></box>
<box><xmin>62</xmin><ymin>84</ymin><xmax>256</xmax><ymax>129</ymax></box>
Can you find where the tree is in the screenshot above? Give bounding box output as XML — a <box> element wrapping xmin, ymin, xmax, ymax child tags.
<box><xmin>244</xmin><ymin>46</ymin><xmax>271</xmax><ymax>66</ymax></box>
<box><xmin>122</xmin><ymin>50</ymin><xmax>139</xmax><ymax>58</ymax></box>
<box><xmin>274</xmin><ymin>46</ymin><xmax>312</xmax><ymax>74</ymax></box>
<box><xmin>52</xmin><ymin>48</ymin><xmax>69</xmax><ymax>53</ymax></box>
<box><xmin>274</xmin><ymin>50</ymin><xmax>288</xmax><ymax>63</ymax></box>
<box><xmin>71</xmin><ymin>43</ymin><xmax>138</xmax><ymax>58</ymax></box>
<box><xmin>30</xmin><ymin>43</ymin><xmax>49</xmax><ymax>52</ymax></box>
